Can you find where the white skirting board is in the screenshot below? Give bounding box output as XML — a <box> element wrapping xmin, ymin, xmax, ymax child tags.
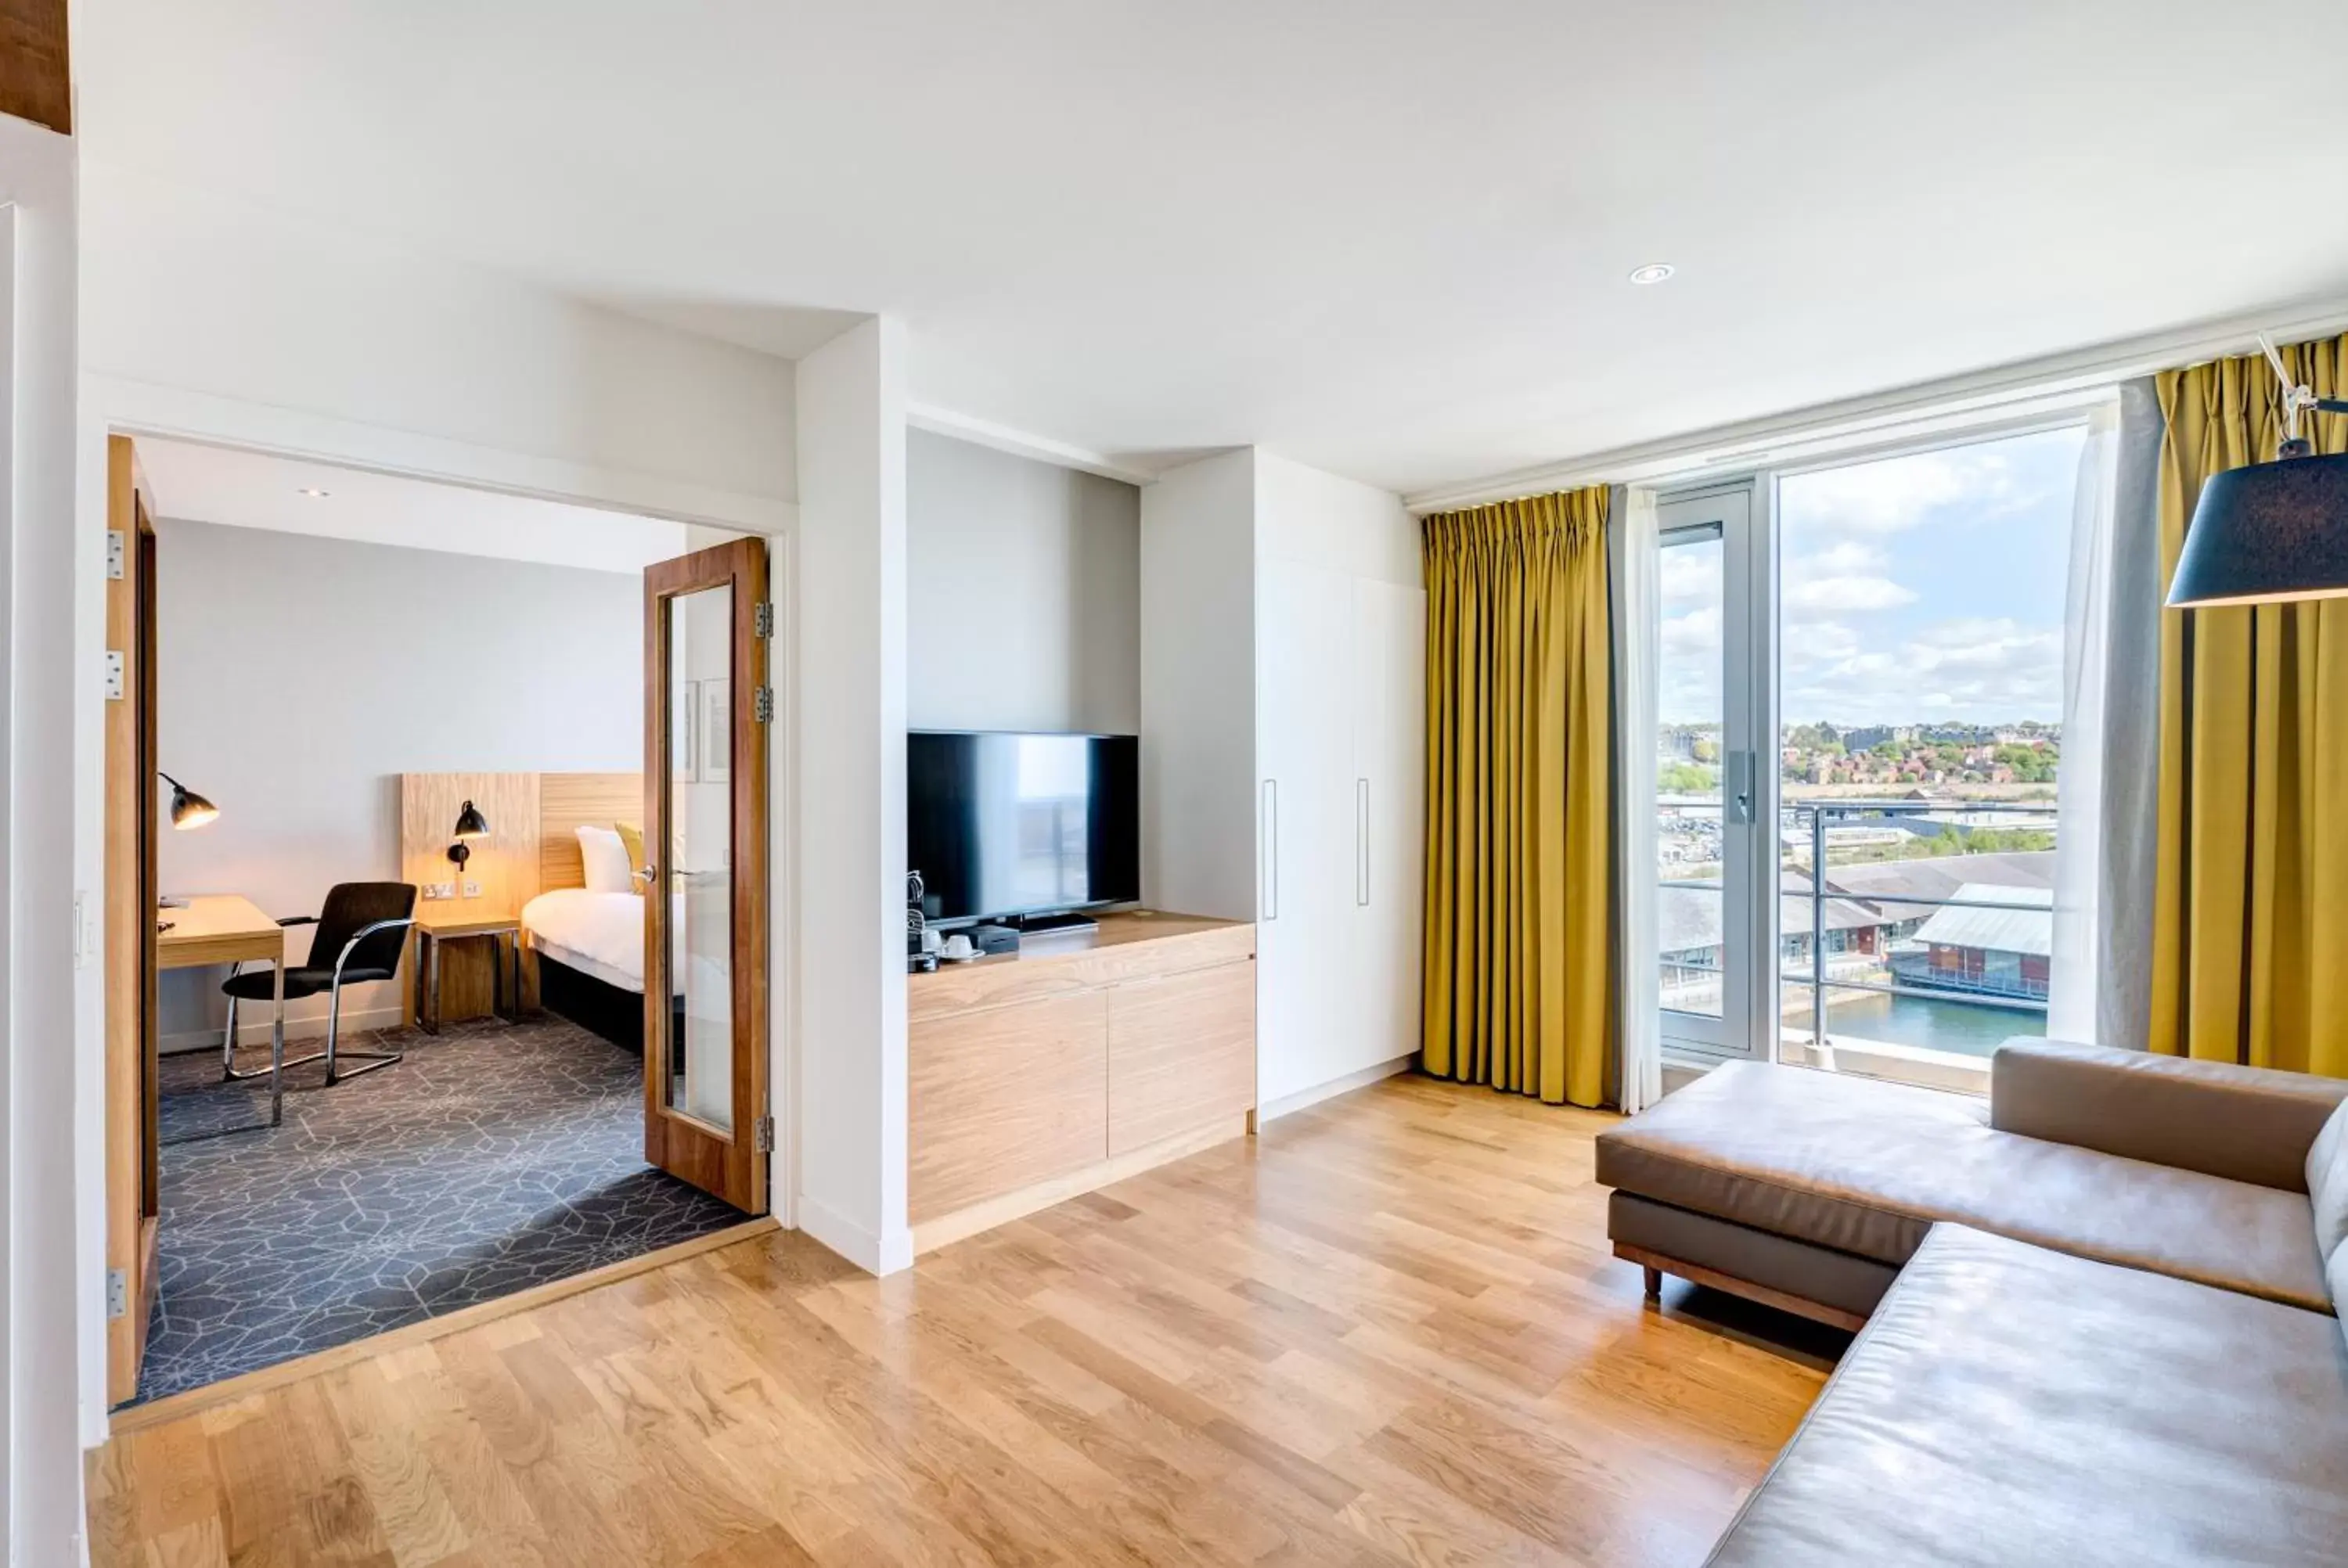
<box><xmin>1255</xmin><ymin>1051</ymin><xmax>1418</xmax><ymax>1126</ymax></box>
<box><xmin>158</xmin><ymin>1005</ymin><xmax>406</xmax><ymax>1056</ymax></box>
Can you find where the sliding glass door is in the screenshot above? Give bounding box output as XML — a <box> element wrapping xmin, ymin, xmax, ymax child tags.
<box><xmin>1654</xmin><ymin>483</ymin><xmax>1766</xmax><ymax>1059</ymax></box>
<box><xmin>1647</xmin><ymin>423</ymin><xmax>2095</xmax><ymax>1081</ymax></box>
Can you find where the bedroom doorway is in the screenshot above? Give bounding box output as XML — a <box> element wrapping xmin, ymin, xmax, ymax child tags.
<box><xmin>100</xmin><ymin>436</ymin><xmax>784</xmax><ymax>1412</ymax></box>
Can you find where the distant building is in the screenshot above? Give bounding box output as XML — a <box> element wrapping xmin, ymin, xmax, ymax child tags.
<box><xmin>1659</xmin><ymin>853</ymin><xmax>2058</xmax><ymax>1009</ymax></box>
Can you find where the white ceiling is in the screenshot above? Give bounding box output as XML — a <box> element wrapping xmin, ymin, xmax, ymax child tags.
<box><xmin>137</xmin><ymin>438</ymin><xmax>693</xmax><ymax>574</ymax></box>
<box><xmin>80</xmin><ymin>2</ymin><xmax>2348</xmax><ymax>498</ymax></box>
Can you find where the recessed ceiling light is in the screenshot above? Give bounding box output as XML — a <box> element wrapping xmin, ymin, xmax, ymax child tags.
<box><xmin>1629</xmin><ymin>262</ymin><xmax>1676</xmax><ymax>286</ymax></box>
<box><xmin>296</xmin><ymin>487</ymin><xmax>331</xmax><ymax>498</ymax></box>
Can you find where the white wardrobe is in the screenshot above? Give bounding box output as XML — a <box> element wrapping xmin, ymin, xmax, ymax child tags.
<box><xmin>1141</xmin><ymin>448</ymin><xmax>1425</xmax><ymax>1117</ymax></box>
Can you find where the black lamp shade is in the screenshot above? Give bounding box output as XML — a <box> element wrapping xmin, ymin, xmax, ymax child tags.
<box><xmin>2168</xmin><ymin>451</ymin><xmax>2348</xmax><ymax>608</ymax></box>
<box><xmin>168</xmin><ymin>782</ymin><xmax>218</xmax><ymax>831</ymax></box>
<box><xmin>452</xmin><ymin>800</ymin><xmax>490</xmax><ymax>839</ymax></box>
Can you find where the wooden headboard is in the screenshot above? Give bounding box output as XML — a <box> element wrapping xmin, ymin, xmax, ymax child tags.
<box><xmin>538</xmin><ymin>772</ymin><xmax>646</xmax><ymax>892</ymax></box>
<box><xmin>397</xmin><ymin>771</ymin><xmax>644</xmax><ymax>910</ymax></box>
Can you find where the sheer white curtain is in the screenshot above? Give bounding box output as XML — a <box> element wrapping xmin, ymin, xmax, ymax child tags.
<box><xmin>1612</xmin><ymin>487</ymin><xmax>1663</xmax><ymax>1111</ymax></box>
<box><xmin>2049</xmin><ymin>405</ymin><xmax>2119</xmax><ymax>1044</ymax></box>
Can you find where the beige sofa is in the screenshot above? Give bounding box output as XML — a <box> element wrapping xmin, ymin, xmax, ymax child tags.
<box><xmin>1594</xmin><ymin>1040</ymin><xmax>2348</xmax><ymax>1566</ymax></box>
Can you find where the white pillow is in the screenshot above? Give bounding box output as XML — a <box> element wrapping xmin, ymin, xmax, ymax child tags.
<box><xmin>577</xmin><ymin>825</ymin><xmax>633</xmax><ymax>894</ymax></box>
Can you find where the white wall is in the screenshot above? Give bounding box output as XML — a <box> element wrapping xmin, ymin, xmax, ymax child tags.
<box><xmin>907</xmin><ymin>429</ymin><xmax>1140</xmax><ymax>734</ymax></box>
<box><xmin>4</xmin><ymin>111</ymin><xmax>85</xmax><ymax>1568</ymax></box>
<box><xmin>792</xmin><ymin>318</ymin><xmax>911</xmax><ymax>1275</ymax></box>
<box><xmin>80</xmin><ymin>161</ymin><xmax>797</xmax><ymax>511</ymax></box>
<box><xmin>153</xmin><ymin>520</ymin><xmax>643</xmax><ymax>1045</ymax></box>
<box><xmin>1137</xmin><ymin>449</ymin><xmax>1258</xmax><ymax>920</ymax></box>
<box><xmin>70</xmin><ymin>158</ymin><xmax>805</xmax><ymax>1448</ymax></box>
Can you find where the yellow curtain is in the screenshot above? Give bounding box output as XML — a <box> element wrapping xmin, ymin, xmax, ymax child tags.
<box><xmin>1421</xmin><ymin>486</ymin><xmax>1615</xmax><ymax>1106</ymax></box>
<box><xmin>2150</xmin><ymin>332</ymin><xmax>2348</xmax><ymax>1077</ymax></box>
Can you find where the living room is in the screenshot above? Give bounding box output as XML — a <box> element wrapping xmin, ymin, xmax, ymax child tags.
<box><xmin>8</xmin><ymin>4</ymin><xmax>2348</xmax><ymax>1565</ymax></box>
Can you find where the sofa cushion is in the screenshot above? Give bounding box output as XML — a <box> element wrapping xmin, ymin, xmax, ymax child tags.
<box><xmin>1705</xmin><ymin>1225</ymin><xmax>2348</xmax><ymax>1568</ymax></box>
<box><xmin>1597</xmin><ymin>1061</ymin><xmax>2332</xmax><ymax>1313</ymax></box>
<box><xmin>1993</xmin><ymin>1037</ymin><xmax>2348</xmax><ymax>1192</ymax></box>
<box><xmin>2310</xmin><ymin>1096</ymin><xmax>2348</xmax><ymax>1268</ymax></box>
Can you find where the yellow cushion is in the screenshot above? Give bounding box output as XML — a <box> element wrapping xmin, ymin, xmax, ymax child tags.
<box><xmin>614</xmin><ymin>822</ymin><xmax>646</xmax><ymax>879</ymax></box>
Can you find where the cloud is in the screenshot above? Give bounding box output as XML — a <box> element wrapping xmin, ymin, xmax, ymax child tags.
<box><xmin>1783</xmin><ymin>575</ymin><xmax>1918</xmax><ymax>613</ymax></box>
<box><xmin>1661</xmin><ymin>604</ymin><xmax>1721</xmax><ymax>654</ymax></box>
<box><xmin>1779</xmin><ymin>444</ymin><xmax>2040</xmax><ymax>538</ymax></box>
<box><xmin>1659</xmin><ymin>545</ymin><xmax>1717</xmax><ymax>606</ymax></box>
<box><xmin>1781</xmin><ymin>617</ymin><xmax>2061</xmax><ymax>724</ymax></box>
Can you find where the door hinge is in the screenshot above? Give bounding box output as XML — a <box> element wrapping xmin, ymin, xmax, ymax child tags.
<box><xmin>103</xmin><ymin>649</ymin><xmax>126</xmax><ymax>701</ymax></box>
<box><xmin>752</xmin><ymin>685</ymin><xmax>774</xmax><ymax>724</ymax></box>
<box><xmin>752</xmin><ymin>600</ymin><xmax>774</xmax><ymax>638</ymax></box>
<box><xmin>106</xmin><ymin>530</ymin><xmax>127</xmax><ymax>581</ymax></box>
<box><xmin>106</xmin><ymin>1268</ymin><xmax>128</xmax><ymax>1320</ymax></box>
<box><xmin>752</xmin><ymin>1115</ymin><xmax>775</xmax><ymax>1153</ymax></box>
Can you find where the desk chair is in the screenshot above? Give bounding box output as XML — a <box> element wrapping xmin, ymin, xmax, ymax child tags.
<box><xmin>223</xmin><ymin>882</ymin><xmax>417</xmax><ymax>1087</ymax></box>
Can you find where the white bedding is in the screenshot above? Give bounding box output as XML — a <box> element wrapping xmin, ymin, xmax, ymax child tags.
<box><xmin>522</xmin><ymin>888</ymin><xmax>650</xmax><ymax>992</ymax></box>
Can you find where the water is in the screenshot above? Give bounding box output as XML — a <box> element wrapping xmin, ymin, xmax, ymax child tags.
<box><xmin>1786</xmin><ymin>989</ymin><xmax>2044</xmax><ymax>1059</ymax></box>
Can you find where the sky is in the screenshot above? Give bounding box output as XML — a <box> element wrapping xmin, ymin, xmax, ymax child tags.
<box><xmin>1660</xmin><ymin>425</ymin><xmax>2087</xmax><ymax>728</ymax></box>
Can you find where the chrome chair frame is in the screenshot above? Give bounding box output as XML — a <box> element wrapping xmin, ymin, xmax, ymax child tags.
<box><xmin>223</xmin><ymin>915</ymin><xmax>416</xmax><ymax>1086</ymax></box>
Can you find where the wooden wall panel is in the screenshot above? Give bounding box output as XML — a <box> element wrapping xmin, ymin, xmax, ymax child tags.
<box><xmin>0</xmin><ymin>0</ymin><xmax>70</xmax><ymax>135</ymax></box>
<box><xmin>398</xmin><ymin>773</ymin><xmax>541</xmax><ymax>914</ymax></box>
<box><xmin>398</xmin><ymin>772</ymin><xmax>536</xmax><ymax>1023</ymax></box>
<box><xmin>909</xmin><ymin>991</ymin><xmax>1109</xmax><ymax>1222</ymax></box>
<box><xmin>1107</xmin><ymin>959</ymin><xmax>1257</xmax><ymax>1157</ymax></box>
<box><xmin>539</xmin><ymin>771</ymin><xmax>645</xmax><ymax>892</ymax></box>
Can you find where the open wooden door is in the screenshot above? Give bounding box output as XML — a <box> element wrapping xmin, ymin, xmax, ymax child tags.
<box><xmin>104</xmin><ymin>435</ymin><xmax>161</xmax><ymax>1404</ymax></box>
<box><xmin>643</xmin><ymin>537</ymin><xmax>771</xmax><ymax>1213</ymax></box>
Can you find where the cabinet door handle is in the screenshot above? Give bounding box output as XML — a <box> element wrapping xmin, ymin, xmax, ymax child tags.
<box><xmin>1261</xmin><ymin>779</ymin><xmax>1279</xmax><ymax>921</ymax></box>
<box><xmin>1356</xmin><ymin>778</ymin><xmax>1370</xmax><ymax>906</ymax></box>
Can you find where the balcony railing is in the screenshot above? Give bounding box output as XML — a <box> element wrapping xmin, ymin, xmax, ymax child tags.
<box><xmin>1784</xmin><ymin>797</ymin><xmax>2058</xmax><ymax>1048</ymax></box>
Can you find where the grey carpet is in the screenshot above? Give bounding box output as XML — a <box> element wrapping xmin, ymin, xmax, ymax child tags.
<box><xmin>140</xmin><ymin>1011</ymin><xmax>745</xmax><ymax>1403</ymax></box>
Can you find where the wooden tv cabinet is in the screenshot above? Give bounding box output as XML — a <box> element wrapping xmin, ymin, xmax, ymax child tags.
<box><xmin>907</xmin><ymin>910</ymin><xmax>1256</xmax><ymax>1253</ymax></box>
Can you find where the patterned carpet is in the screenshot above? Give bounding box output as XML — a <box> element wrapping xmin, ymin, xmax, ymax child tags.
<box><xmin>142</xmin><ymin>1012</ymin><xmax>747</xmax><ymax>1403</ymax></box>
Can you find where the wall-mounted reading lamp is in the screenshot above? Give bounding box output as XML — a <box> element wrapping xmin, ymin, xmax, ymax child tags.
<box><xmin>448</xmin><ymin>800</ymin><xmax>490</xmax><ymax>870</ymax></box>
<box><xmin>2167</xmin><ymin>335</ymin><xmax>2348</xmax><ymax>608</ymax></box>
<box><xmin>160</xmin><ymin>771</ymin><xmax>218</xmax><ymax>830</ymax></box>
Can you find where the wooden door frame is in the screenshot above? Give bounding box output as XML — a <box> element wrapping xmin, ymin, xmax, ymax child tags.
<box><xmin>643</xmin><ymin>535</ymin><xmax>771</xmax><ymax>1213</ymax></box>
<box><xmin>103</xmin><ymin>434</ymin><xmax>160</xmax><ymax>1405</ymax></box>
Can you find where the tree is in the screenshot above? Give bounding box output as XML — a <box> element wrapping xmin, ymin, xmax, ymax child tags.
<box><xmin>1658</xmin><ymin>761</ymin><xmax>1719</xmax><ymax>794</ymax></box>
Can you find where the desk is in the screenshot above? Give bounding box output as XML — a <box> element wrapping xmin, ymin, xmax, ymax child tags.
<box><xmin>157</xmin><ymin>894</ymin><xmax>286</xmax><ymax>1130</ymax></box>
<box><xmin>412</xmin><ymin>912</ymin><xmax>521</xmax><ymax>1034</ymax></box>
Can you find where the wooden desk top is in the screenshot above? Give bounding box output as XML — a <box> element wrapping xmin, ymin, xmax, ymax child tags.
<box><xmin>414</xmin><ymin>908</ymin><xmax>520</xmax><ymax>938</ymax></box>
<box><xmin>156</xmin><ymin>895</ymin><xmax>283</xmax><ymax>970</ymax></box>
<box><xmin>909</xmin><ymin>911</ymin><xmax>1255</xmax><ymax>1020</ymax></box>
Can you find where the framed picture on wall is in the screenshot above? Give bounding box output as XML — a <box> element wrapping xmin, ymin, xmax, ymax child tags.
<box><xmin>702</xmin><ymin>678</ymin><xmax>732</xmax><ymax>783</ymax></box>
<box><xmin>672</xmin><ymin>679</ymin><xmax>699</xmax><ymax>783</ymax></box>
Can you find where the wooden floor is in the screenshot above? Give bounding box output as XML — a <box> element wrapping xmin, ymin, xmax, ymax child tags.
<box><xmin>85</xmin><ymin>1074</ymin><xmax>1834</xmax><ymax>1567</ymax></box>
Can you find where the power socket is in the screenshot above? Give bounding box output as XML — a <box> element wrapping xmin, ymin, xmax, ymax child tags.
<box><xmin>463</xmin><ymin>880</ymin><xmax>481</xmax><ymax>898</ymax></box>
<box><xmin>423</xmin><ymin>882</ymin><xmax>455</xmax><ymax>900</ymax></box>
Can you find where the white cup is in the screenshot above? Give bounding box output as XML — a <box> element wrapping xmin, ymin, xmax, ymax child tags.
<box><xmin>940</xmin><ymin>933</ymin><xmax>976</xmax><ymax>962</ymax></box>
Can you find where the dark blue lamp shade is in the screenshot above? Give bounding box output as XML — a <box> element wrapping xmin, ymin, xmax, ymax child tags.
<box><xmin>2168</xmin><ymin>451</ymin><xmax>2348</xmax><ymax>608</ymax></box>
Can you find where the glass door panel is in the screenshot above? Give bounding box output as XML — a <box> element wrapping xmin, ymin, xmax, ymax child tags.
<box><xmin>1655</xmin><ymin>484</ymin><xmax>1761</xmax><ymax>1057</ymax></box>
<box><xmin>664</xmin><ymin>581</ymin><xmax>735</xmax><ymax>1131</ymax></box>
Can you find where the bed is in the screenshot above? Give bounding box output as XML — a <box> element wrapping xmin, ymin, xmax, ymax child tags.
<box><xmin>520</xmin><ymin>887</ymin><xmax>662</xmax><ymax>1048</ymax></box>
<box><xmin>522</xmin><ymin>883</ymin><xmax>733</xmax><ymax>1124</ymax></box>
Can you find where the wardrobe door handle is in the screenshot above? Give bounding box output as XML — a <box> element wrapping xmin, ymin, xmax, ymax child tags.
<box><xmin>1261</xmin><ymin>779</ymin><xmax>1279</xmax><ymax>921</ymax></box>
<box><xmin>1356</xmin><ymin>778</ymin><xmax>1370</xmax><ymax>906</ymax></box>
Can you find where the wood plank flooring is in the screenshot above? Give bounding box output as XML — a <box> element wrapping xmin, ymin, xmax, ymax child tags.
<box><xmin>85</xmin><ymin>1074</ymin><xmax>1835</xmax><ymax>1566</ymax></box>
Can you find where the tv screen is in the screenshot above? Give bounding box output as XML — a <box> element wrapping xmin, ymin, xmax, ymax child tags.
<box><xmin>908</xmin><ymin>731</ymin><xmax>1140</xmax><ymax>925</ymax></box>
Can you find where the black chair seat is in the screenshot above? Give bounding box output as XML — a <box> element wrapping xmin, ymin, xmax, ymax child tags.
<box><xmin>221</xmin><ymin>965</ymin><xmax>397</xmax><ymax>1002</ymax></box>
<box><xmin>216</xmin><ymin>881</ymin><xmax>417</xmax><ymax>1089</ymax></box>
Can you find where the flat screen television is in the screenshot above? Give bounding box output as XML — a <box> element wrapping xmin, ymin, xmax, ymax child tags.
<box><xmin>907</xmin><ymin>730</ymin><xmax>1140</xmax><ymax>926</ymax></box>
